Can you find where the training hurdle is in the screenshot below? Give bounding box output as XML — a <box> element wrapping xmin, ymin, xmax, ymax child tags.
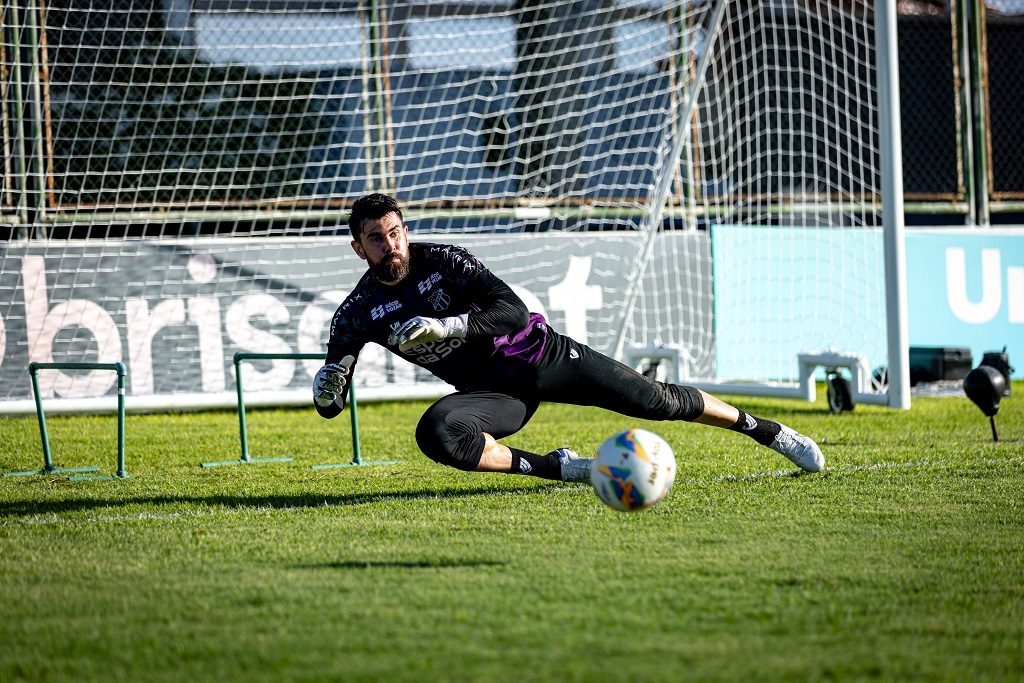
<box><xmin>4</xmin><ymin>362</ymin><xmax>129</xmax><ymax>481</ymax></box>
<box><xmin>202</xmin><ymin>352</ymin><xmax>399</xmax><ymax>469</ymax></box>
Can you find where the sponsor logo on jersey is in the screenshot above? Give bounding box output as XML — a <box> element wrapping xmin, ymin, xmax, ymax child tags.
<box><xmin>569</xmin><ymin>348</ymin><xmax>579</xmax><ymax>360</ymax></box>
<box><xmin>403</xmin><ymin>338</ymin><xmax>464</xmax><ymax>364</ymax></box>
<box><xmin>417</xmin><ymin>272</ymin><xmax>442</xmax><ymax>294</ymax></box>
<box><xmin>371</xmin><ymin>300</ymin><xmax>403</xmax><ymax>320</ymax></box>
<box><xmin>428</xmin><ymin>288</ymin><xmax>450</xmax><ymax>312</ymax></box>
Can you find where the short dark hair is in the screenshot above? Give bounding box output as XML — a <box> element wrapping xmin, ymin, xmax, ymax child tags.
<box><xmin>348</xmin><ymin>193</ymin><xmax>403</xmax><ymax>240</ymax></box>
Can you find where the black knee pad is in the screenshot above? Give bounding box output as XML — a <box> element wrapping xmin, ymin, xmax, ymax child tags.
<box><xmin>673</xmin><ymin>383</ymin><xmax>705</xmax><ymax>422</ymax></box>
<box><xmin>415</xmin><ymin>406</ymin><xmax>484</xmax><ymax>472</ymax></box>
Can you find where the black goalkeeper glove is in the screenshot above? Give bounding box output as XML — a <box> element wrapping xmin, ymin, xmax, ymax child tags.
<box><xmin>313</xmin><ymin>355</ymin><xmax>355</xmax><ymax>408</ymax></box>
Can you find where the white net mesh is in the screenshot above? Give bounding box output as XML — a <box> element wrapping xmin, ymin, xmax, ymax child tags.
<box><xmin>0</xmin><ymin>0</ymin><xmax>891</xmax><ymax>408</ymax></box>
<box><xmin>17</xmin><ymin>1</ymin><xmax>717</xmax><ymax>226</ymax></box>
<box><xmin>689</xmin><ymin>2</ymin><xmax>888</xmax><ymax>385</ymax></box>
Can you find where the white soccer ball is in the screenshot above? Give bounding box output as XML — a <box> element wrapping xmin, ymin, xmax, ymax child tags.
<box><xmin>591</xmin><ymin>428</ymin><xmax>676</xmax><ymax>512</ymax></box>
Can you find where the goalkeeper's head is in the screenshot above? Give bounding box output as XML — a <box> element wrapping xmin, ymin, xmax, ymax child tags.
<box><xmin>349</xmin><ymin>193</ymin><xmax>403</xmax><ymax>241</ymax></box>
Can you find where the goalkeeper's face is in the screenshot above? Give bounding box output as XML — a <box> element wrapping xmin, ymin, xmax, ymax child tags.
<box><xmin>352</xmin><ymin>212</ymin><xmax>411</xmax><ymax>285</ymax></box>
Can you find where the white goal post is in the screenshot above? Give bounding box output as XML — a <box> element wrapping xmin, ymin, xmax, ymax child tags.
<box><xmin>0</xmin><ymin>0</ymin><xmax>908</xmax><ymax>414</ymax></box>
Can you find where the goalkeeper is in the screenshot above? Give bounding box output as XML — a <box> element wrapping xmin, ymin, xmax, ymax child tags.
<box><xmin>314</xmin><ymin>193</ymin><xmax>824</xmax><ymax>483</ymax></box>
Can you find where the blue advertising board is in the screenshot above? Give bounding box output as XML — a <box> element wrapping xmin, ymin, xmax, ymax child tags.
<box><xmin>906</xmin><ymin>229</ymin><xmax>1024</xmax><ymax>376</ymax></box>
<box><xmin>712</xmin><ymin>226</ymin><xmax>1024</xmax><ymax>381</ymax></box>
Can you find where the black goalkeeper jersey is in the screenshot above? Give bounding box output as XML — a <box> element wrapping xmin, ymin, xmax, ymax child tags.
<box><xmin>324</xmin><ymin>242</ymin><xmax>549</xmax><ymax>394</ymax></box>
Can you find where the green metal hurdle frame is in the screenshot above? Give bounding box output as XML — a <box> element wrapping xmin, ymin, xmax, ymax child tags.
<box><xmin>4</xmin><ymin>361</ymin><xmax>129</xmax><ymax>481</ymax></box>
<box><xmin>201</xmin><ymin>352</ymin><xmax>399</xmax><ymax>469</ymax></box>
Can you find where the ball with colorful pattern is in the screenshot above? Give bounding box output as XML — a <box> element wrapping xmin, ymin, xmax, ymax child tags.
<box><xmin>591</xmin><ymin>428</ymin><xmax>676</xmax><ymax>512</ymax></box>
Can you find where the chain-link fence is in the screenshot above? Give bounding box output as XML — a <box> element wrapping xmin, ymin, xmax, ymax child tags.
<box><xmin>987</xmin><ymin>13</ymin><xmax>1024</xmax><ymax>201</ymax></box>
<box><xmin>898</xmin><ymin>14</ymin><xmax>962</xmax><ymax>202</ymax></box>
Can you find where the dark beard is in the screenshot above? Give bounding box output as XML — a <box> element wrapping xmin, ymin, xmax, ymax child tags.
<box><xmin>370</xmin><ymin>252</ymin><xmax>410</xmax><ymax>283</ymax></box>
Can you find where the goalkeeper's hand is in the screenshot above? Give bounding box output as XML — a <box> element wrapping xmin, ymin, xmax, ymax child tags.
<box><xmin>313</xmin><ymin>355</ymin><xmax>355</xmax><ymax>408</ymax></box>
<box><xmin>388</xmin><ymin>314</ymin><xmax>468</xmax><ymax>353</ymax></box>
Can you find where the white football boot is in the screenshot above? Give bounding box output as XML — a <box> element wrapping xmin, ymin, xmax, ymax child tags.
<box><xmin>770</xmin><ymin>425</ymin><xmax>825</xmax><ymax>473</ymax></box>
<box><xmin>551</xmin><ymin>448</ymin><xmax>593</xmax><ymax>483</ymax></box>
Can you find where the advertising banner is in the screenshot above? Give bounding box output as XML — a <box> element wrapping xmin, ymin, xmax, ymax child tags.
<box><xmin>713</xmin><ymin>226</ymin><xmax>1024</xmax><ymax>382</ymax></box>
<box><xmin>905</xmin><ymin>229</ymin><xmax>1024</xmax><ymax>370</ymax></box>
<box><xmin>0</xmin><ymin>233</ymin><xmax>713</xmax><ymax>413</ymax></box>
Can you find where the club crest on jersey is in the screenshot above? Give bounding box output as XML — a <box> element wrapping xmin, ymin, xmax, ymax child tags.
<box><xmin>428</xmin><ymin>288</ymin><xmax>451</xmax><ymax>312</ymax></box>
<box><xmin>371</xmin><ymin>300</ymin><xmax>402</xmax><ymax>320</ymax></box>
<box><xmin>417</xmin><ymin>272</ymin><xmax>442</xmax><ymax>294</ymax></box>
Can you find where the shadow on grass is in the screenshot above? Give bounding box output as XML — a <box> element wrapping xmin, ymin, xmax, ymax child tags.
<box><xmin>295</xmin><ymin>559</ymin><xmax>508</xmax><ymax>570</ymax></box>
<box><xmin>0</xmin><ymin>484</ymin><xmax>561</xmax><ymax>520</ymax></box>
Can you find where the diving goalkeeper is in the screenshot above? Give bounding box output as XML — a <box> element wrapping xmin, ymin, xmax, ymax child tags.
<box><xmin>313</xmin><ymin>193</ymin><xmax>824</xmax><ymax>483</ymax></box>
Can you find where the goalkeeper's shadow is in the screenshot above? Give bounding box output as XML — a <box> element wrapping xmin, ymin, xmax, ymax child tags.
<box><xmin>0</xmin><ymin>483</ymin><xmax>559</xmax><ymax>519</ymax></box>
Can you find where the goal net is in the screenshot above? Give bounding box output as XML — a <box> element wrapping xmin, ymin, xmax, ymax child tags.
<box><xmin>0</xmin><ymin>0</ymin><xmax>904</xmax><ymax>412</ymax></box>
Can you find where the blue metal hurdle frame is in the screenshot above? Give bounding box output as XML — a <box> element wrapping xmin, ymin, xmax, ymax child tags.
<box><xmin>201</xmin><ymin>352</ymin><xmax>399</xmax><ymax>469</ymax></box>
<box><xmin>4</xmin><ymin>362</ymin><xmax>129</xmax><ymax>481</ymax></box>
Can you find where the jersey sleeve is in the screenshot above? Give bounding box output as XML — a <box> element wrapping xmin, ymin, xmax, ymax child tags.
<box><xmin>325</xmin><ymin>301</ymin><xmax>368</xmax><ymax>366</ymax></box>
<box><xmin>465</xmin><ymin>271</ymin><xmax>530</xmax><ymax>337</ymax></box>
<box><xmin>433</xmin><ymin>244</ymin><xmax>530</xmax><ymax>337</ymax></box>
<box><xmin>316</xmin><ymin>294</ymin><xmax>369</xmax><ymax>419</ymax></box>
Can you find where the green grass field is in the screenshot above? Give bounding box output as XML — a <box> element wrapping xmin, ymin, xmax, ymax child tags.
<box><xmin>1</xmin><ymin>387</ymin><xmax>1022</xmax><ymax>682</ymax></box>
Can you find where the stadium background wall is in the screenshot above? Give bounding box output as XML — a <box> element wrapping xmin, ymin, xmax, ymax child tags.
<box><xmin>0</xmin><ymin>233</ymin><xmax>714</xmax><ymax>410</ymax></box>
<box><xmin>1</xmin><ymin>227</ymin><xmax>1021</xmax><ymax>414</ymax></box>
